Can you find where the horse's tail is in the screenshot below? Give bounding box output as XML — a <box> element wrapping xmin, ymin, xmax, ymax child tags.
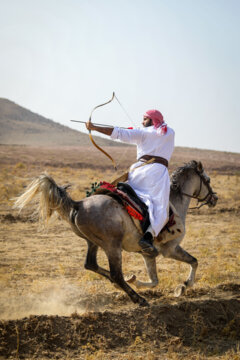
<box><xmin>14</xmin><ymin>173</ymin><xmax>70</xmax><ymax>225</ymax></box>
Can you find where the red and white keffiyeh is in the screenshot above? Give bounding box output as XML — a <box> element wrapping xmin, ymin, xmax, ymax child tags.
<box><xmin>144</xmin><ymin>109</ymin><xmax>167</xmax><ymax>135</ymax></box>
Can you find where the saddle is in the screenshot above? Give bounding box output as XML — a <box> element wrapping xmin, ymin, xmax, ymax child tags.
<box><xmin>93</xmin><ymin>181</ymin><xmax>177</xmax><ymax>235</ymax></box>
<box><xmin>117</xmin><ymin>182</ymin><xmax>150</xmax><ymax>232</ymax></box>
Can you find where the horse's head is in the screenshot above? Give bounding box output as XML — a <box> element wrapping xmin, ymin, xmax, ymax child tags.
<box><xmin>171</xmin><ymin>161</ymin><xmax>218</xmax><ymax>209</ymax></box>
<box><xmin>189</xmin><ymin>161</ymin><xmax>218</xmax><ymax>208</ymax></box>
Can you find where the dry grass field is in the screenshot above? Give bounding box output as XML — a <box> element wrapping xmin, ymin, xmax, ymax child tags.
<box><xmin>0</xmin><ymin>145</ymin><xmax>240</xmax><ymax>359</ymax></box>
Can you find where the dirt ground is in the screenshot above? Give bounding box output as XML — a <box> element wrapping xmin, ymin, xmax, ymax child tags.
<box><xmin>0</xmin><ymin>145</ymin><xmax>240</xmax><ymax>359</ymax></box>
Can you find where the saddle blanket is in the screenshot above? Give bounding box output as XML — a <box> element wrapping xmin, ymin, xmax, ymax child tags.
<box><xmin>96</xmin><ymin>181</ymin><xmax>145</xmax><ymax>220</ymax></box>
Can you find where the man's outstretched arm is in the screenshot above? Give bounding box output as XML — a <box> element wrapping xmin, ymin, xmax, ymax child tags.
<box><xmin>85</xmin><ymin>121</ymin><xmax>114</xmax><ymax>136</ymax></box>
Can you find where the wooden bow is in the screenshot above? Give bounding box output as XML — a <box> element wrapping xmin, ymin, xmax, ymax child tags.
<box><xmin>88</xmin><ymin>92</ymin><xmax>117</xmax><ymax>170</ymax></box>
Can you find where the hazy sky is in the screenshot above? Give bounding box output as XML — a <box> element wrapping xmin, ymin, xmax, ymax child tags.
<box><xmin>0</xmin><ymin>0</ymin><xmax>239</xmax><ymax>152</ymax></box>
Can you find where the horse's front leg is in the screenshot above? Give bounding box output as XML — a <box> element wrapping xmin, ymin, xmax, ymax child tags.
<box><xmin>126</xmin><ymin>255</ymin><xmax>159</xmax><ymax>289</ymax></box>
<box><xmin>161</xmin><ymin>243</ymin><xmax>198</xmax><ymax>296</ymax></box>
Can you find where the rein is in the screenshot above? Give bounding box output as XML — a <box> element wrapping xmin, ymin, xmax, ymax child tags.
<box><xmin>181</xmin><ymin>169</ymin><xmax>216</xmax><ymax>210</ymax></box>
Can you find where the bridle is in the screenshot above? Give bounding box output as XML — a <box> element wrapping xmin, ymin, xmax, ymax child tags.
<box><xmin>181</xmin><ymin>168</ymin><xmax>217</xmax><ymax>209</ymax></box>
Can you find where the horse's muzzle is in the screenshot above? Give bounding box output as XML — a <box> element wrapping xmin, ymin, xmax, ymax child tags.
<box><xmin>208</xmin><ymin>193</ymin><xmax>218</xmax><ymax>207</ymax></box>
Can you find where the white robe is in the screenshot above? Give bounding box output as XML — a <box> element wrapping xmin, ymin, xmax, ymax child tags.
<box><xmin>111</xmin><ymin>125</ymin><xmax>175</xmax><ymax>236</ymax></box>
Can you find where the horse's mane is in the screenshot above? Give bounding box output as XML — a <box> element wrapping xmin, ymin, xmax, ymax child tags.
<box><xmin>170</xmin><ymin>160</ymin><xmax>198</xmax><ymax>194</ymax></box>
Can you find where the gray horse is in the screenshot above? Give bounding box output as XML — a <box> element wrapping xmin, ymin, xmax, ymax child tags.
<box><xmin>14</xmin><ymin>160</ymin><xmax>218</xmax><ymax>306</ymax></box>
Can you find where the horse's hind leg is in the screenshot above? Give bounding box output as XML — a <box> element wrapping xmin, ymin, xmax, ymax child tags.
<box><xmin>161</xmin><ymin>243</ymin><xmax>198</xmax><ymax>297</ymax></box>
<box><xmin>85</xmin><ymin>241</ymin><xmax>148</xmax><ymax>306</ymax></box>
<box><xmin>107</xmin><ymin>249</ymin><xmax>149</xmax><ymax>307</ymax></box>
<box><xmin>84</xmin><ymin>241</ymin><xmax>112</xmax><ymax>281</ymax></box>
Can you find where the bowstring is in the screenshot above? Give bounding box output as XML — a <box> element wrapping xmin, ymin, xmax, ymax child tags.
<box><xmin>114</xmin><ymin>94</ymin><xmax>137</xmax><ymax>128</ymax></box>
<box><xmin>112</xmin><ymin>93</ymin><xmax>137</xmax><ymax>180</ymax></box>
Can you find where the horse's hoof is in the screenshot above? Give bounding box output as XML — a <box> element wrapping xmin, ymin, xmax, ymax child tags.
<box><xmin>174</xmin><ymin>284</ymin><xmax>186</xmax><ymax>297</ymax></box>
<box><xmin>125</xmin><ymin>275</ymin><xmax>136</xmax><ymax>284</ymax></box>
<box><xmin>138</xmin><ymin>297</ymin><xmax>149</xmax><ymax>307</ymax></box>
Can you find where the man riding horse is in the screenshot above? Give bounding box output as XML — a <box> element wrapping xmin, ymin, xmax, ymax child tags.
<box><xmin>86</xmin><ymin>109</ymin><xmax>175</xmax><ymax>257</ymax></box>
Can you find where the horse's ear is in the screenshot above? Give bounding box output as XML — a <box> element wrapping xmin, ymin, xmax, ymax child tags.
<box><xmin>197</xmin><ymin>161</ymin><xmax>203</xmax><ymax>172</ymax></box>
<box><xmin>62</xmin><ymin>184</ymin><xmax>71</xmax><ymax>190</ymax></box>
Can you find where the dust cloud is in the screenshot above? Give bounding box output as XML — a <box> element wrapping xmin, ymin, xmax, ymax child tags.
<box><xmin>0</xmin><ymin>280</ymin><xmax>86</xmax><ymax>320</ymax></box>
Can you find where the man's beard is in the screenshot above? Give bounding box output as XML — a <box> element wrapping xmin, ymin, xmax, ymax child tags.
<box><xmin>144</xmin><ymin>119</ymin><xmax>152</xmax><ymax>127</ymax></box>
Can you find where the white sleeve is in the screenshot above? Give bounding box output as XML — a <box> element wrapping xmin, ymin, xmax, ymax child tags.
<box><xmin>110</xmin><ymin>127</ymin><xmax>144</xmax><ymax>145</ymax></box>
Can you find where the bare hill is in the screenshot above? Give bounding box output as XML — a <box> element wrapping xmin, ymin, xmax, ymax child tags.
<box><xmin>0</xmin><ymin>98</ymin><xmax>119</xmax><ymax>147</ymax></box>
<box><xmin>0</xmin><ymin>98</ymin><xmax>239</xmax><ymax>171</ymax></box>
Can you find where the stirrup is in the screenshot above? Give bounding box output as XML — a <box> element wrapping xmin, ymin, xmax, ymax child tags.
<box><xmin>139</xmin><ymin>233</ymin><xmax>158</xmax><ymax>257</ymax></box>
